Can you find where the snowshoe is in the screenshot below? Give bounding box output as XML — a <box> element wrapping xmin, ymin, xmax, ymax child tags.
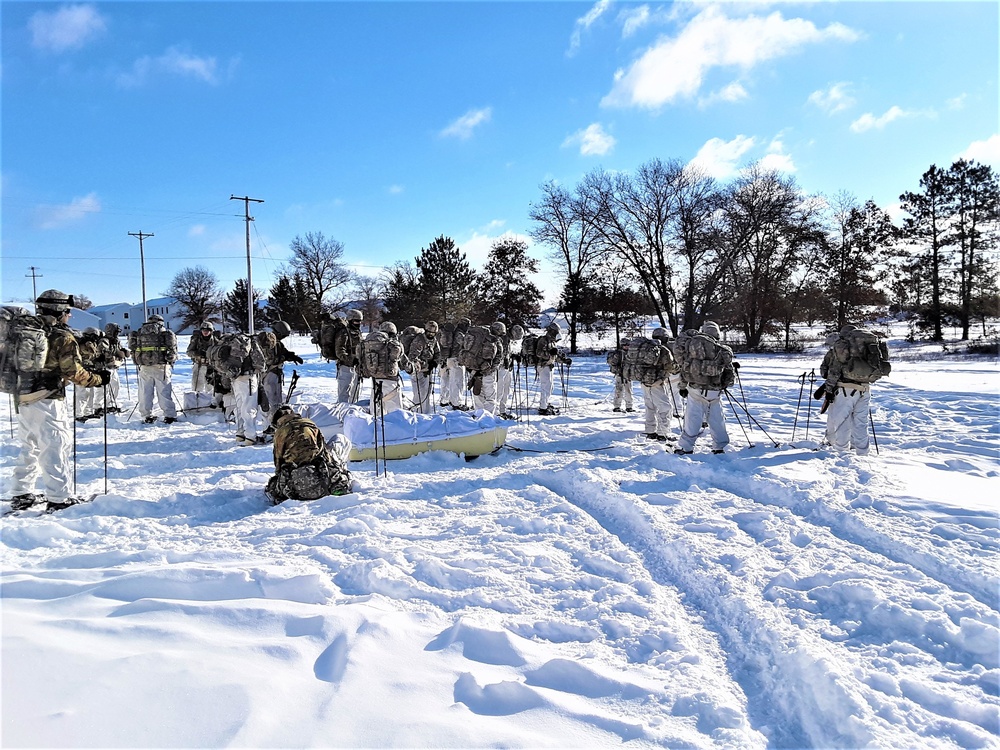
<box><xmin>45</xmin><ymin>495</ymin><xmax>97</xmax><ymax>513</ymax></box>
<box><xmin>163</xmin><ymin>417</ymin><xmax>178</xmax><ymax>424</ymax></box>
<box><xmin>4</xmin><ymin>493</ymin><xmax>46</xmax><ymax>514</ymax></box>
<box><xmin>143</xmin><ymin>416</ymin><xmax>157</xmax><ymax>424</ymax></box>
<box><xmin>673</xmin><ymin>448</ymin><xmax>693</xmax><ymax>455</ymax></box>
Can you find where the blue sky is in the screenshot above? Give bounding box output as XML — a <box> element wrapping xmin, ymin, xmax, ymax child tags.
<box><xmin>2</xmin><ymin>1</ymin><xmax>998</xmax><ymax>309</ymax></box>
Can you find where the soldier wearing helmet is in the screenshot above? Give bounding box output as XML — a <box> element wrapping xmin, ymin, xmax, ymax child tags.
<box><xmin>334</xmin><ymin>309</ymin><xmax>365</xmax><ymax>404</ymax></box>
<box><xmin>358</xmin><ymin>321</ymin><xmax>408</xmax><ymax>415</ymax></box>
<box><xmin>257</xmin><ymin>321</ymin><xmax>304</xmax><ymax>431</ymax></box>
<box><xmin>8</xmin><ymin>290</ymin><xmax>109</xmax><ymax>512</ymax></box>
<box><xmin>535</xmin><ymin>321</ymin><xmax>571</xmax><ymax>416</ymax></box>
<box><xmin>74</xmin><ymin>326</ymin><xmax>106</xmax><ymax>421</ymax></box>
<box><xmin>495</xmin><ymin>322</ymin><xmax>524</xmax><ymax>419</ymax></box>
<box><xmin>187</xmin><ymin>321</ymin><xmax>220</xmax><ymax>398</ymax></box>
<box><xmin>129</xmin><ymin>313</ymin><xmax>179</xmax><ymax>424</ymax></box>
<box><xmin>405</xmin><ymin>321</ymin><xmax>441</xmax><ymax>414</ymax></box>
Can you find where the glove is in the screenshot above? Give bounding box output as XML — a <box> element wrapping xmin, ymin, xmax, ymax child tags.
<box><xmin>95</xmin><ymin>369</ymin><xmax>112</xmax><ymax>386</ymax></box>
<box><xmin>428</xmin><ymin>360</ymin><xmax>437</xmax><ymax>370</ymax></box>
<box><xmin>678</xmin><ymin>387</ymin><xmax>688</xmax><ymax>398</ymax></box>
<box><xmin>562</xmin><ymin>357</ymin><xmax>573</xmax><ymax>367</ymax></box>
<box><xmin>292</xmin><ymin>355</ymin><xmax>304</xmax><ymax>365</ymax></box>
<box><xmin>813</xmin><ymin>385</ymin><xmax>827</xmax><ymax>400</ymax></box>
<box><xmin>733</xmin><ymin>361</ymin><xmax>740</xmax><ymax>371</ymax></box>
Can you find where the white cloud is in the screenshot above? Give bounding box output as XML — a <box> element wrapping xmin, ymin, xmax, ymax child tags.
<box><xmin>388</xmin><ymin>185</ymin><xmax>405</xmax><ymax>195</ymax></box>
<box><xmin>688</xmin><ymin>135</ymin><xmax>756</xmax><ymax>179</ymax></box>
<box><xmin>562</xmin><ymin>123</ymin><xmax>617</xmax><ymax>156</ymax></box>
<box><xmin>34</xmin><ymin>192</ymin><xmax>101</xmax><ymax>229</ymax></box>
<box><xmin>699</xmin><ymin>81</ymin><xmax>749</xmax><ymax>107</ymax></box>
<box><xmin>117</xmin><ymin>46</ymin><xmax>221</xmax><ymax>87</ymax></box>
<box><xmin>808</xmin><ymin>82</ymin><xmax>855</xmax><ymax>114</ymax></box>
<box><xmin>440</xmin><ymin>107</ymin><xmax>493</xmax><ymax>140</ymax></box>
<box><xmin>568</xmin><ymin>0</ymin><xmax>612</xmax><ymax>56</ymax></box>
<box><xmin>602</xmin><ymin>6</ymin><xmax>860</xmax><ymax>109</ymax></box>
<box><xmin>946</xmin><ymin>94</ymin><xmax>967</xmax><ymax>110</ymax></box>
<box><xmin>959</xmin><ymin>134</ymin><xmax>1000</xmax><ymax>167</ymax></box>
<box><xmin>759</xmin><ymin>138</ymin><xmax>796</xmax><ymax>173</ymax></box>
<box><xmin>620</xmin><ymin>5</ymin><xmax>652</xmax><ymax>38</ymax></box>
<box><xmin>188</xmin><ymin>224</ymin><xmax>206</xmax><ymax>237</ymax></box>
<box><xmin>849</xmin><ymin>106</ymin><xmax>911</xmax><ymax>133</ymax></box>
<box><xmin>29</xmin><ymin>4</ymin><xmax>106</xmax><ymax>53</ymax></box>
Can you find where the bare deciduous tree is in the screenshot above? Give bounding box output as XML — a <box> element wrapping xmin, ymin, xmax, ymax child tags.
<box><xmin>165</xmin><ymin>265</ymin><xmax>222</xmax><ymax>330</ymax></box>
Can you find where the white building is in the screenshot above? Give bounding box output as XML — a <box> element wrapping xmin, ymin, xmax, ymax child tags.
<box><xmin>89</xmin><ymin>297</ymin><xmax>195</xmax><ymax>334</ymax></box>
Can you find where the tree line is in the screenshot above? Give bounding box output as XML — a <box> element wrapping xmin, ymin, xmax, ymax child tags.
<box><xmin>529</xmin><ymin>157</ymin><xmax>999</xmax><ymax>351</ymax></box>
<box><xmin>164</xmin><ymin>156</ymin><xmax>998</xmax><ymax>351</ymax></box>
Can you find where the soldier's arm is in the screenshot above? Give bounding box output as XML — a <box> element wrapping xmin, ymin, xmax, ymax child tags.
<box><xmin>54</xmin><ymin>331</ymin><xmax>102</xmax><ymax>388</ymax></box>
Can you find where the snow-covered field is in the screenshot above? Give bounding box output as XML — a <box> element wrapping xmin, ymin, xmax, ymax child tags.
<box><xmin>2</xmin><ymin>332</ymin><xmax>998</xmax><ymax>749</ymax></box>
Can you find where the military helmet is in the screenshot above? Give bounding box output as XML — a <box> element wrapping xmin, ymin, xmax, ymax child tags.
<box><xmin>82</xmin><ymin>326</ymin><xmax>102</xmax><ymax>339</ymax></box>
<box><xmin>380</xmin><ymin>321</ymin><xmax>397</xmax><ymax>336</ymax></box>
<box><xmin>35</xmin><ymin>289</ymin><xmax>73</xmax><ymax>314</ymax></box>
<box><xmin>652</xmin><ymin>327</ymin><xmax>669</xmax><ymax>341</ymax></box>
<box><xmin>510</xmin><ymin>324</ymin><xmax>524</xmax><ymax>340</ymax></box>
<box><xmin>424</xmin><ymin>321</ymin><xmax>439</xmax><ymax>334</ymax></box>
<box><xmin>148</xmin><ymin>314</ymin><xmax>164</xmax><ymax>323</ymax></box>
<box><xmin>257</xmin><ymin>331</ymin><xmax>277</xmax><ymax>349</ymax></box>
<box><xmin>346</xmin><ymin>309</ymin><xmax>363</xmax><ymax>322</ymax></box>
<box><xmin>271</xmin><ymin>405</ymin><xmax>296</xmax><ymax>428</ymax></box>
<box><xmin>490</xmin><ymin>322</ymin><xmax>507</xmax><ymax>336</ymax></box>
<box><xmin>200</xmin><ymin>321</ymin><xmax>216</xmax><ymax>331</ymax></box>
<box><xmin>700</xmin><ymin>321</ymin><xmax>721</xmax><ymax>340</ymax></box>
<box><xmin>272</xmin><ymin>321</ymin><xmax>292</xmax><ymax>339</ymax></box>
<box><xmin>105</xmin><ymin>323</ymin><xmax>121</xmax><ymax>337</ymax></box>
<box><xmin>545</xmin><ymin>322</ymin><xmax>560</xmax><ymax>337</ymax></box>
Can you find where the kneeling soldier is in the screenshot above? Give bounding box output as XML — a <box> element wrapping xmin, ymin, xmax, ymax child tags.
<box><xmin>265</xmin><ymin>406</ymin><xmax>353</xmax><ymax>503</ymax></box>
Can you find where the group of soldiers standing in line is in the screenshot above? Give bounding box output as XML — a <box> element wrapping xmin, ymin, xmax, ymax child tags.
<box><xmin>5</xmin><ymin>287</ymin><xmax>889</xmax><ymax>511</ymax></box>
<box><xmin>314</xmin><ymin>312</ymin><xmax>572</xmax><ymax>418</ymax></box>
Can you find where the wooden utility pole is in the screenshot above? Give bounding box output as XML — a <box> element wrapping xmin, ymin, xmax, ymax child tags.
<box><xmin>128</xmin><ymin>231</ymin><xmax>154</xmax><ymax>321</ymax></box>
<box><xmin>230</xmin><ymin>195</ymin><xmax>264</xmax><ymax>335</ymax></box>
<box><xmin>25</xmin><ymin>266</ymin><xmax>43</xmax><ymax>301</ymax></box>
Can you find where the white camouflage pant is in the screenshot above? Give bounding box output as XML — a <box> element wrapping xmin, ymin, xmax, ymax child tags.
<box><xmin>75</xmin><ymin>385</ymin><xmax>100</xmax><ymax>417</ymax></box>
<box><xmin>232</xmin><ymin>373</ymin><xmax>260</xmax><ymax>440</ymax></box>
<box><xmin>678</xmin><ymin>388</ymin><xmax>729</xmax><ymax>452</ymax></box>
<box><xmin>191</xmin><ymin>361</ymin><xmax>213</xmax><ymax>395</ymax></box>
<box><xmin>439</xmin><ymin>363</ymin><xmax>452</xmax><ymax>406</ymax></box>
<box><xmin>613</xmin><ymin>375</ymin><xmax>634</xmax><ymax>409</ymax></box>
<box><xmin>537</xmin><ymin>365</ymin><xmax>554</xmax><ymax>409</ymax></box>
<box><xmin>11</xmin><ymin>399</ymin><xmax>74</xmax><ymax>501</ymax></box>
<box><xmin>641</xmin><ymin>382</ymin><xmax>672</xmax><ymax>436</ymax></box>
<box><xmin>825</xmin><ymin>383</ymin><xmax>871</xmax><ymax>455</ymax></box>
<box><xmin>471</xmin><ymin>370</ymin><xmax>498</xmax><ymax>414</ymax></box>
<box><xmin>260</xmin><ymin>369</ymin><xmax>283</xmax><ymax>422</ymax></box>
<box><xmin>497</xmin><ymin>367</ymin><xmax>512</xmax><ymax>413</ymax></box>
<box><xmin>337</xmin><ymin>363</ymin><xmax>358</xmax><ymax>403</ymax></box>
<box><xmin>444</xmin><ymin>357</ymin><xmax>466</xmax><ymax>407</ymax></box>
<box><xmin>372</xmin><ymin>378</ymin><xmax>402</xmax><ymax>415</ymax></box>
<box><xmin>138</xmin><ymin>365</ymin><xmax>177</xmax><ymax>419</ymax></box>
<box><xmin>411</xmin><ymin>371</ymin><xmax>433</xmax><ymax>414</ymax></box>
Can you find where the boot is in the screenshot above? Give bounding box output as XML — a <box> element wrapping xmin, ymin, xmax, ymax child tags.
<box><xmin>46</xmin><ymin>496</ymin><xmax>92</xmax><ymax>512</ymax></box>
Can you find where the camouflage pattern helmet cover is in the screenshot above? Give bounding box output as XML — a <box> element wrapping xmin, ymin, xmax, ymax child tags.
<box><xmin>272</xmin><ymin>321</ymin><xmax>292</xmax><ymax>339</ymax></box>
<box><xmin>510</xmin><ymin>324</ymin><xmax>524</xmax><ymax>340</ymax></box>
<box><xmin>35</xmin><ymin>289</ymin><xmax>73</xmax><ymax>313</ymax></box>
<box><xmin>424</xmin><ymin>321</ymin><xmax>439</xmax><ymax>334</ymax></box>
<box><xmin>490</xmin><ymin>322</ymin><xmax>506</xmax><ymax>336</ymax></box>
<box><xmin>652</xmin><ymin>327</ymin><xmax>669</xmax><ymax>340</ymax></box>
<box><xmin>148</xmin><ymin>314</ymin><xmax>164</xmax><ymax>323</ymax></box>
<box><xmin>271</xmin><ymin>405</ymin><xmax>296</xmax><ymax>428</ymax></box>
<box><xmin>346</xmin><ymin>309</ymin><xmax>363</xmax><ymax>322</ymax></box>
<box><xmin>380</xmin><ymin>321</ymin><xmax>397</xmax><ymax>335</ymax></box>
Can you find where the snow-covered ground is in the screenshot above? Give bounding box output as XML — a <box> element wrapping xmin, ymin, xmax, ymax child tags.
<box><xmin>2</xmin><ymin>332</ymin><xmax>998</xmax><ymax>749</ymax></box>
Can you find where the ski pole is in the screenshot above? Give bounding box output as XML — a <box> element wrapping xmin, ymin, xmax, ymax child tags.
<box><xmin>725</xmin><ymin>391</ymin><xmax>780</xmax><ymax>447</ymax></box>
<box><xmin>791</xmin><ymin>372</ymin><xmax>806</xmax><ymax>442</ymax></box>
<box><xmin>123</xmin><ymin>358</ymin><xmax>132</xmax><ymax>400</ymax></box>
<box><xmin>103</xmin><ymin>382</ymin><xmax>109</xmax><ymax>495</ymax></box>
<box><xmin>72</xmin><ymin>386</ymin><xmax>78</xmax><ymax>495</ymax></box>
<box><xmin>7</xmin><ymin>394</ymin><xmax>13</xmax><ymax>438</ymax></box>
<box><xmin>869</xmin><ymin>407</ymin><xmax>880</xmax><ymax>456</ymax></box>
<box><xmin>805</xmin><ymin>369</ymin><xmax>816</xmax><ymax>442</ymax></box>
<box><xmin>723</xmin><ymin>390</ymin><xmax>754</xmax><ymax>447</ymax></box>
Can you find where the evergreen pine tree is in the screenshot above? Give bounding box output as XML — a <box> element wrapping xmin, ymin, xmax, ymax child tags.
<box><xmin>475</xmin><ymin>236</ymin><xmax>543</xmax><ymax>327</ymax></box>
<box><xmin>900</xmin><ymin>165</ymin><xmax>951</xmax><ymax>340</ymax></box>
<box><xmin>415</xmin><ymin>236</ymin><xmax>479</xmax><ymax>323</ymax></box>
